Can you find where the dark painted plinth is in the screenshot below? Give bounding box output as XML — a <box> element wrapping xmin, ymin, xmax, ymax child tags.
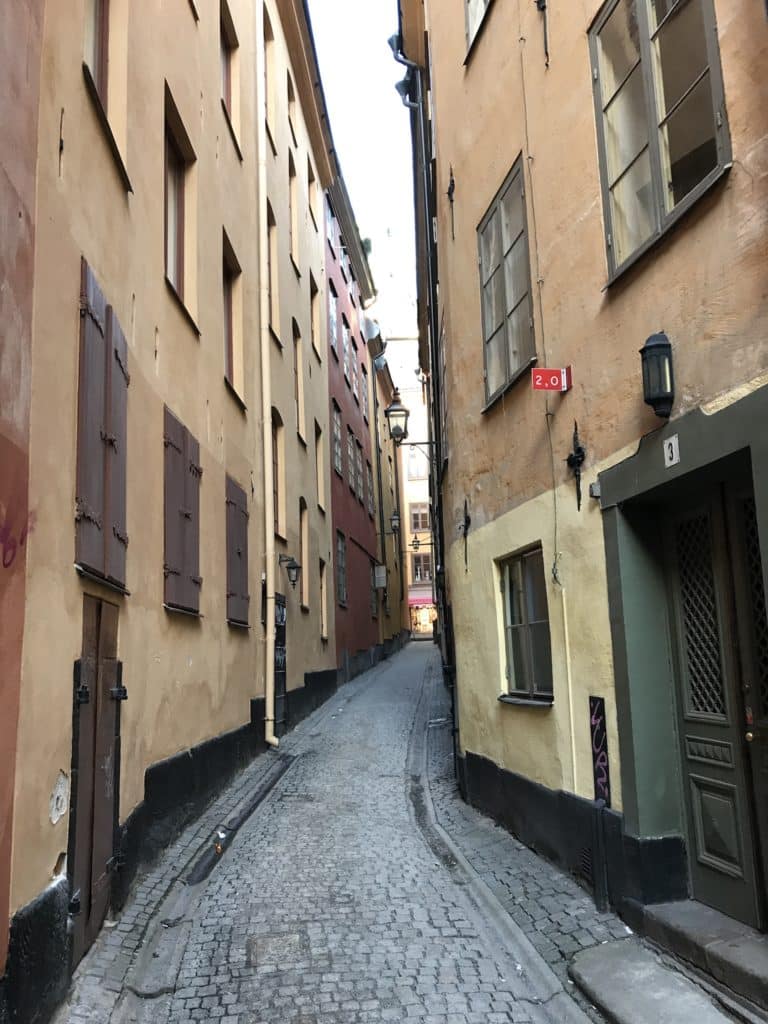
<box><xmin>286</xmin><ymin>669</ymin><xmax>338</xmax><ymax>729</ymax></box>
<box><xmin>113</xmin><ymin>718</ymin><xmax>266</xmax><ymax>909</ymax></box>
<box><xmin>340</xmin><ymin>631</ymin><xmax>409</xmax><ymax>685</ymax></box>
<box><xmin>2</xmin><ymin>879</ymin><xmax>70</xmax><ymax>1024</ymax></box>
<box><xmin>461</xmin><ymin>751</ymin><xmax>687</xmax><ymax>916</ymax></box>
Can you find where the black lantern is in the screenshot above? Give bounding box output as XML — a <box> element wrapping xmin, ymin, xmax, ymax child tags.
<box><xmin>390</xmin><ymin>510</ymin><xmax>400</xmax><ymax>534</ymax></box>
<box><xmin>279</xmin><ymin>554</ymin><xmax>301</xmax><ymax>589</ymax></box>
<box><xmin>384</xmin><ymin>389</ymin><xmax>410</xmax><ymax>444</ymax></box>
<box><xmin>640</xmin><ymin>331</ymin><xmax>674</xmax><ymax>419</ymax></box>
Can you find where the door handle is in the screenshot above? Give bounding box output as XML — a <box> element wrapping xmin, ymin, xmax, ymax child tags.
<box><xmin>745</xmin><ymin>732</ymin><xmax>754</xmax><ymax>743</ymax></box>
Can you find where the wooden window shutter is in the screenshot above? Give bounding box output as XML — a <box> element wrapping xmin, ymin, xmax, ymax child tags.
<box><xmin>105</xmin><ymin>310</ymin><xmax>129</xmax><ymax>586</ymax></box>
<box><xmin>76</xmin><ymin>259</ymin><xmax>108</xmax><ymax>576</ymax></box>
<box><xmin>183</xmin><ymin>430</ymin><xmax>202</xmax><ymax>612</ymax></box>
<box><xmin>163</xmin><ymin>406</ymin><xmax>186</xmax><ymax>609</ymax></box>
<box><xmin>226</xmin><ymin>475</ymin><xmax>249</xmax><ymax>625</ymax></box>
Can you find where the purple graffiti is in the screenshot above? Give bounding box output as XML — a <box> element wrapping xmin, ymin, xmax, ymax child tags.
<box><xmin>589</xmin><ymin>696</ymin><xmax>611</xmax><ymax>807</ymax></box>
<box><xmin>0</xmin><ymin>509</ymin><xmax>36</xmax><ymax>570</ymax></box>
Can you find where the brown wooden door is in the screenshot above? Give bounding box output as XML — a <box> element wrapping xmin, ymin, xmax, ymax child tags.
<box><xmin>70</xmin><ymin>596</ymin><xmax>120</xmax><ymax>966</ymax></box>
<box><xmin>666</xmin><ymin>489</ymin><xmax>765</xmax><ymax>929</ymax></box>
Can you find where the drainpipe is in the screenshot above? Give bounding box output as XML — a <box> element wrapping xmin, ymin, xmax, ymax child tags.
<box><xmin>256</xmin><ymin>12</ymin><xmax>278</xmax><ymax>749</ymax></box>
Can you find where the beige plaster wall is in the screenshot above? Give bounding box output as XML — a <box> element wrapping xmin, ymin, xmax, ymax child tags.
<box><xmin>264</xmin><ymin>0</ymin><xmax>335</xmax><ymax>683</ymax></box>
<box><xmin>12</xmin><ymin>0</ymin><xmax>265</xmax><ymax>912</ymax></box>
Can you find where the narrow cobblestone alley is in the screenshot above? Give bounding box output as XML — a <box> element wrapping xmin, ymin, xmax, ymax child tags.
<box><xmin>54</xmin><ymin>644</ymin><xmax>608</xmax><ymax>1024</ymax></box>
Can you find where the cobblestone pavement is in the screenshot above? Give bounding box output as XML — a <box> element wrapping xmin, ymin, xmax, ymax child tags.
<box><xmin>55</xmin><ymin>643</ymin><xmax>608</xmax><ymax>1024</ymax></box>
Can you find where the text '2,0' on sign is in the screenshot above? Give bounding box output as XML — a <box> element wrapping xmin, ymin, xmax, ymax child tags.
<box><xmin>532</xmin><ymin>366</ymin><xmax>572</xmax><ymax>392</ymax></box>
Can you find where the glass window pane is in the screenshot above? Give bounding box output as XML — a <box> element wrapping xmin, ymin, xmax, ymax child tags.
<box><xmin>648</xmin><ymin>0</ymin><xmax>683</xmax><ymax>30</ymax></box>
<box><xmin>482</xmin><ymin>268</ymin><xmax>505</xmax><ymax>339</ymax></box>
<box><xmin>508</xmin><ymin>625</ymin><xmax>530</xmax><ymax>693</ymax></box>
<box><xmin>479</xmin><ymin>210</ymin><xmax>501</xmax><ymax>283</ymax></box>
<box><xmin>500</xmin><ymin>178</ymin><xmax>524</xmax><ymax>252</ymax></box>
<box><xmin>659</xmin><ymin>71</ymin><xmax>717</xmax><ymax>211</ymax></box>
<box><xmin>503</xmin><ymin>235</ymin><xmax>529</xmax><ymax>314</ymax></box>
<box><xmin>652</xmin><ymin>0</ymin><xmax>708</xmax><ymax>118</ymax></box>
<box><xmin>597</xmin><ymin>0</ymin><xmax>641</xmax><ymax>105</ymax></box>
<box><xmin>506</xmin><ymin>295</ymin><xmax>533</xmax><ymax>376</ymax></box>
<box><xmin>466</xmin><ymin>0</ymin><xmax>487</xmax><ymax>42</ymax></box>
<box><xmin>529</xmin><ymin>621</ymin><xmax>553</xmax><ymax>695</ymax></box>
<box><xmin>609</xmin><ymin>149</ymin><xmax>654</xmax><ymax>265</ymax></box>
<box><xmin>485</xmin><ymin>328</ymin><xmax>506</xmax><ymax>397</ymax></box>
<box><xmin>604</xmin><ymin>64</ymin><xmax>649</xmax><ymax>184</ymax></box>
<box><xmin>523</xmin><ymin>549</ymin><xmax>548</xmax><ymax>622</ymax></box>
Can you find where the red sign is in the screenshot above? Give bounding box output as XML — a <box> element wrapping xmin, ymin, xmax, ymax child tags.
<box><xmin>532</xmin><ymin>366</ymin><xmax>572</xmax><ymax>392</ymax></box>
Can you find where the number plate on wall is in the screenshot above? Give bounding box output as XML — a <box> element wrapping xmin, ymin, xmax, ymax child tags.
<box><xmin>532</xmin><ymin>366</ymin><xmax>573</xmax><ymax>392</ymax></box>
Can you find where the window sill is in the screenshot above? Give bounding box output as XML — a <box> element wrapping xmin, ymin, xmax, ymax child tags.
<box><xmin>221</xmin><ymin>99</ymin><xmax>243</xmax><ymax>161</ymax></box>
<box><xmin>274</xmin><ymin>530</ymin><xmax>287</xmax><ymax>544</ymax></box>
<box><xmin>318</xmin><ymin>502</ymin><xmax>326</xmax><ymax>515</ymax></box>
<box><xmin>312</xmin><ymin>342</ymin><xmax>322</xmax><ymax>364</ymax></box>
<box><xmin>300</xmin><ymin>603</ymin><xmax>310</xmax><ymax>614</ymax></box>
<box><xmin>75</xmin><ymin>563</ymin><xmax>130</xmax><ymax>597</ymax></box>
<box><xmin>321</xmin><ymin>634</ymin><xmax>329</xmax><ymax>644</ymax></box>
<box><xmin>290</xmin><ymin>255</ymin><xmax>301</xmax><ymax>279</ymax></box>
<box><xmin>224</xmin><ymin>377</ymin><xmax>247</xmax><ymax>413</ymax></box>
<box><xmin>165</xmin><ymin>277</ymin><xmax>201</xmax><ymax>336</ymax></box>
<box><xmin>164</xmin><ymin>603</ymin><xmax>202</xmax><ymax>619</ymax></box>
<box><xmin>82</xmin><ymin>63</ymin><xmax>133</xmax><ymax>194</ymax></box>
<box><xmin>498</xmin><ymin>694</ymin><xmax>554</xmax><ymax>709</ymax></box>
<box><xmin>334</xmin><ymin>466</ymin><xmax>343</xmax><ymax>479</ymax></box>
<box><xmin>289</xmin><ymin>118</ymin><xmax>298</xmax><ymax>149</ymax></box>
<box><xmin>227</xmin><ymin>619</ymin><xmax>250</xmax><ymax>630</ymax></box>
<box><xmin>309</xmin><ymin>207</ymin><xmax>318</xmax><ymax>233</ymax></box>
<box><xmin>297</xmin><ymin>431</ymin><xmax>307</xmax><ymax>448</ymax></box>
<box><xmin>331</xmin><ymin>346</ymin><xmax>339</xmax><ymax>362</ymax></box>
<box><xmin>481</xmin><ymin>355</ymin><xmax>537</xmax><ymax>414</ymax></box>
<box><xmin>187</xmin><ymin>0</ymin><xmax>199</xmax><ymax>19</ymax></box>
<box><xmin>337</xmin><ymin>600</ymin><xmax>348</xmax><ymax>609</ymax></box>
<box><xmin>605</xmin><ymin>163</ymin><xmax>732</xmax><ymax>289</ymax></box>
<box><xmin>265</xmin><ymin>119</ymin><xmax>277</xmax><ymax>156</ymax></box>
<box><xmin>269</xmin><ymin>325</ymin><xmax>282</xmax><ymax>348</ymax></box>
<box><xmin>463</xmin><ymin>0</ymin><xmax>498</xmax><ymax>67</ymax></box>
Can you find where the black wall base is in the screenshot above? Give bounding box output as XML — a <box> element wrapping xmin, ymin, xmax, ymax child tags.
<box><xmin>1</xmin><ymin>879</ymin><xmax>70</xmax><ymax>1024</ymax></box>
<box><xmin>461</xmin><ymin>751</ymin><xmax>688</xmax><ymax>916</ymax></box>
<box><xmin>339</xmin><ymin>631</ymin><xmax>410</xmax><ymax>685</ymax></box>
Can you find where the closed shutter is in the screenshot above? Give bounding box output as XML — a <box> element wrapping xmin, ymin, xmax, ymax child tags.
<box><xmin>163</xmin><ymin>407</ymin><xmax>186</xmax><ymax>609</ymax></box>
<box><xmin>76</xmin><ymin>259</ymin><xmax>108</xmax><ymax>575</ymax></box>
<box><xmin>226</xmin><ymin>475</ymin><xmax>249</xmax><ymax>625</ymax></box>
<box><xmin>105</xmin><ymin>311</ymin><xmax>129</xmax><ymax>586</ymax></box>
<box><xmin>184</xmin><ymin>431</ymin><xmax>202</xmax><ymax>613</ymax></box>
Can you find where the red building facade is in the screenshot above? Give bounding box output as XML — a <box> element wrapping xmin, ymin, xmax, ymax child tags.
<box><xmin>325</xmin><ymin>184</ymin><xmax>378</xmax><ymax>675</ymax></box>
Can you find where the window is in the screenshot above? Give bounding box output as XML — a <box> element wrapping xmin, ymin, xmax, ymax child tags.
<box><xmin>590</xmin><ymin>0</ymin><xmax>729</xmax><ymax>278</ymax></box>
<box><xmin>164</xmin><ymin>407</ymin><xmax>202</xmax><ymax>614</ymax></box>
<box><xmin>478</xmin><ymin>157</ymin><xmax>534</xmax><ymax>404</ymax></box>
<box><xmin>288</xmin><ymin>151</ymin><xmax>299</xmax><ymax>268</ymax></box>
<box><xmin>388</xmin><ymin>455</ymin><xmax>393</xmax><ymax>493</ymax></box>
<box><xmin>366</xmin><ymin>462</ymin><xmax>375</xmax><ymax>517</ymax></box>
<box><xmin>165</xmin><ymin>130</ymin><xmax>185</xmax><ymax>298</ymax></box>
<box><xmin>332</xmin><ymin>402</ymin><xmax>343</xmax><ymax>476</ymax></box>
<box><xmin>339</xmin><ymin>237</ymin><xmax>349</xmax><ymax>279</ymax></box>
<box><xmin>336</xmin><ymin>532</ymin><xmax>347</xmax><ymax>605</ymax></box>
<box><xmin>325</xmin><ymin>198</ymin><xmax>336</xmax><ymax>255</ymax></box>
<box><xmin>310</xmin><ymin>273</ymin><xmax>320</xmax><ymax>356</ymax></box>
<box><xmin>315</xmin><ymin>421</ymin><xmax>325</xmax><ymax>508</ymax></box>
<box><xmin>355</xmin><ymin>442</ymin><xmax>364</xmax><ymax>502</ymax></box>
<box><xmin>308</xmin><ymin>158</ymin><xmax>319</xmax><ymax>229</ymax></box>
<box><xmin>75</xmin><ymin>259</ymin><xmax>129</xmax><ymax>590</ymax></box>
<box><xmin>412</xmin><ymin>552</ymin><xmax>432</xmax><ymax>583</ymax></box>
<box><xmin>342</xmin><ymin>318</ymin><xmax>350</xmax><ymax>381</ymax></box>
<box><xmin>223</xmin><ymin>231</ymin><xmax>243</xmax><ymax>398</ymax></box>
<box><xmin>299</xmin><ymin>498</ymin><xmax>309</xmax><ymax>607</ymax></box>
<box><xmin>351</xmin><ymin>342</ymin><xmax>359</xmax><ymax>401</ymax></box>
<box><xmin>225</xmin><ymin>475</ymin><xmax>249</xmax><ymax>626</ymax></box>
<box><xmin>220</xmin><ymin>0</ymin><xmax>239</xmax><ymax>132</ymax></box>
<box><xmin>408</xmin><ymin>446</ymin><xmax>429</xmax><ymax>481</ymax></box>
<box><xmin>287</xmin><ymin>72</ymin><xmax>297</xmax><ymax>144</ymax></box>
<box><xmin>328</xmin><ymin>282</ymin><xmax>338</xmax><ymax>356</ymax></box>
<box><xmin>267</xmin><ymin>201</ymin><xmax>279</xmax><ymax>336</ymax></box>
<box><xmin>292</xmin><ymin>319</ymin><xmax>305</xmax><ymax>438</ymax></box>
<box><xmin>319</xmin><ymin>558</ymin><xmax>328</xmax><ymax>637</ymax></box>
<box><xmin>85</xmin><ymin>0</ymin><xmax>109</xmax><ymax>105</ymax></box>
<box><xmin>347</xmin><ymin>428</ymin><xmax>356</xmax><ymax>491</ymax></box>
<box><xmin>370</xmin><ymin>561</ymin><xmax>378</xmax><ymax>618</ymax></box>
<box><xmin>410</xmin><ymin>503</ymin><xmax>430</xmax><ymax>532</ymax></box>
<box><xmin>361</xmin><ymin>365</ymin><xmax>369</xmax><ymax>420</ymax></box>
<box><xmin>500</xmin><ymin>547</ymin><xmax>553</xmax><ymax>701</ymax></box>
<box><xmin>264</xmin><ymin>9</ymin><xmax>275</xmax><ymax>142</ymax></box>
<box><xmin>465</xmin><ymin>0</ymin><xmax>491</xmax><ymax>47</ymax></box>
<box><xmin>271</xmin><ymin>408</ymin><xmax>284</xmax><ymax>536</ymax></box>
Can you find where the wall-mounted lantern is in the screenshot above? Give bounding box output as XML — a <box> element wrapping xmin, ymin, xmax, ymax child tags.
<box><xmin>390</xmin><ymin>510</ymin><xmax>400</xmax><ymax>535</ymax></box>
<box><xmin>384</xmin><ymin>389</ymin><xmax>410</xmax><ymax>445</ymax></box>
<box><xmin>278</xmin><ymin>554</ymin><xmax>301</xmax><ymax>590</ymax></box>
<box><xmin>640</xmin><ymin>331</ymin><xmax>674</xmax><ymax>419</ymax></box>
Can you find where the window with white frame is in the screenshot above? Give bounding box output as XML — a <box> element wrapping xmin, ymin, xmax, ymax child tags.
<box><xmin>465</xmin><ymin>0</ymin><xmax>492</xmax><ymax>48</ymax></box>
<box><xmin>361</xmin><ymin>365</ymin><xmax>369</xmax><ymax>420</ymax></box>
<box><xmin>412</xmin><ymin>552</ymin><xmax>432</xmax><ymax>583</ymax></box>
<box><xmin>351</xmin><ymin>343</ymin><xmax>359</xmax><ymax>401</ymax></box>
<box><xmin>347</xmin><ymin>428</ymin><xmax>355</xmax><ymax>491</ymax></box>
<box><xmin>355</xmin><ymin>442</ymin><xmax>364</xmax><ymax>502</ymax></box>
<box><xmin>342</xmin><ymin>318</ymin><xmax>350</xmax><ymax>381</ymax></box>
<box><xmin>410</xmin><ymin>503</ymin><xmax>430</xmax><ymax>532</ymax></box>
<box><xmin>370</xmin><ymin>560</ymin><xmax>378</xmax><ymax>617</ymax></box>
<box><xmin>366</xmin><ymin>462</ymin><xmax>374</xmax><ymax>517</ymax></box>
<box><xmin>478</xmin><ymin>157</ymin><xmax>534</xmax><ymax>404</ymax></box>
<box><xmin>499</xmin><ymin>546</ymin><xmax>553</xmax><ymax>702</ymax></box>
<box><xmin>336</xmin><ymin>531</ymin><xmax>347</xmax><ymax>605</ymax></box>
<box><xmin>328</xmin><ymin>282</ymin><xmax>338</xmax><ymax>356</ymax></box>
<box><xmin>332</xmin><ymin>402</ymin><xmax>343</xmax><ymax>475</ymax></box>
<box><xmin>589</xmin><ymin>0</ymin><xmax>730</xmax><ymax>278</ymax></box>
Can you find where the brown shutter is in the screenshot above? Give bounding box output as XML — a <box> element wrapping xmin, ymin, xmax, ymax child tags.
<box><xmin>226</xmin><ymin>475</ymin><xmax>249</xmax><ymax>625</ymax></box>
<box><xmin>105</xmin><ymin>310</ymin><xmax>129</xmax><ymax>586</ymax></box>
<box><xmin>76</xmin><ymin>259</ymin><xmax>108</xmax><ymax>575</ymax></box>
<box><xmin>184</xmin><ymin>430</ymin><xmax>202</xmax><ymax>613</ymax></box>
<box><xmin>163</xmin><ymin>406</ymin><xmax>186</xmax><ymax>609</ymax></box>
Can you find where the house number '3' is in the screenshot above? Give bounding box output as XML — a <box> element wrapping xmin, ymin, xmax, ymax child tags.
<box><xmin>664</xmin><ymin>434</ymin><xmax>680</xmax><ymax>469</ymax></box>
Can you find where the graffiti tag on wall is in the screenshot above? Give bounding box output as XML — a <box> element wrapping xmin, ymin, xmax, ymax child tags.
<box><xmin>0</xmin><ymin>509</ymin><xmax>36</xmax><ymax>569</ymax></box>
<box><xmin>589</xmin><ymin>695</ymin><xmax>611</xmax><ymax>807</ymax></box>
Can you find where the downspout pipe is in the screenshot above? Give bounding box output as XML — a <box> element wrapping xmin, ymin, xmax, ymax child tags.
<box><xmin>256</xmin><ymin>11</ymin><xmax>278</xmax><ymax>749</ymax></box>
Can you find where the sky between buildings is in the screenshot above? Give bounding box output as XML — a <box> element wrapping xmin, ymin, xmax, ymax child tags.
<box><xmin>306</xmin><ymin>0</ymin><xmax>419</xmax><ymax>350</ymax></box>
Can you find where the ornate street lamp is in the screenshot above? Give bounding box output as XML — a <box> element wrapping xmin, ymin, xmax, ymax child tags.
<box><xmin>384</xmin><ymin>389</ymin><xmax>410</xmax><ymax>445</ymax></box>
<box><xmin>640</xmin><ymin>331</ymin><xmax>674</xmax><ymax>419</ymax></box>
<box><xmin>278</xmin><ymin>554</ymin><xmax>301</xmax><ymax>589</ymax></box>
<box><xmin>390</xmin><ymin>510</ymin><xmax>400</xmax><ymax>534</ymax></box>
